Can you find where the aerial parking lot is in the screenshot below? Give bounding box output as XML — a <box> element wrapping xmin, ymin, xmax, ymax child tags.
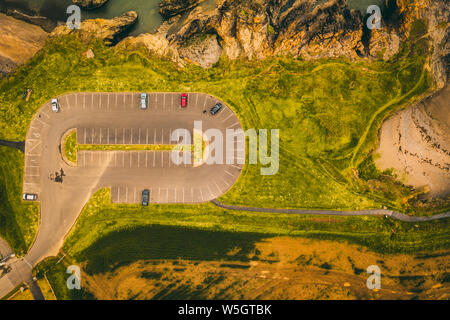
<box><xmin>23</xmin><ymin>92</ymin><xmax>244</xmax><ymax>205</ymax></box>
<box><xmin>8</xmin><ymin>92</ymin><xmax>244</xmax><ymax>277</ymax></box>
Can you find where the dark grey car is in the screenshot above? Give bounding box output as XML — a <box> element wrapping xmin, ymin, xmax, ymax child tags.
<box><xmin>142</xmin><ymin>189</ymin><xmax>150</xmax><ymax>206</ymax></box>
<box><xmin>210</xmin><ymin>103</ymin><xmax>223</xmax><ymax>115</ymax></box>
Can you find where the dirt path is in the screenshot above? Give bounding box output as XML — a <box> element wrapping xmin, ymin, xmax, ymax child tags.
<box><xmin>211</xmin><ymin>200</ymin><xmax>450</xmax><ymax>222</ymax></box>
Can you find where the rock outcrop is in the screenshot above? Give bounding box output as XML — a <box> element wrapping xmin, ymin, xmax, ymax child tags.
<box><xmin>73</xmin><ymin>0</ymin><xmax>109</xmax><ymax>10</ymax></box>
<box><xmin>159</xmin><ymin>0</ymin><xmax>201</xmax><ymax>19</ymax></box>
<box><xmin>50</xmin><ymin>11</ymin><xmax>138</xmax><ymax>46</ymax></box>
<box><xmin>0</xmin><ymin>13</ymin><xmax>48</xmax><ymax>78</ymax></box>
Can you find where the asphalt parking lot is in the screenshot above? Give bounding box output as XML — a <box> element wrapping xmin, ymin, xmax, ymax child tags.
<box><xmin>22</xmin><ymin>92</ymin><xmax>244</xmax><ymax>205</ymax></box>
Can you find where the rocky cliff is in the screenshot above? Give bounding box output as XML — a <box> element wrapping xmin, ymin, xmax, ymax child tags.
<box><xmin>50</xmin><ymin>11</ymin><xmax>138</xmax><ymax>46</ymax></box>
<box><xmin>0</xmin><ymin>13</ymin><xmax>48</xmax><ymax>77</ymax></box>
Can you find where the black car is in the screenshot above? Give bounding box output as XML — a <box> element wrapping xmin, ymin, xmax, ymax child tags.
<box><xmin>210</xmin><ymin>103</ymin><xmax>223</xmax><ymax>115</ymax></box>
<box><xmin>142</xmin><ymin>189</ymin><xmax>150</xmax><ymax>206</ymax></box>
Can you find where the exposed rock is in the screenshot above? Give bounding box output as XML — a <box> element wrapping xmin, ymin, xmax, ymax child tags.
<box><xmin>73</xmin><ymin>0</ymin><xmax>109</xmax><ymax>10</ymax></box>
<box><xmin>0</xmin><ymin>13</ymin><xmax>48</xmax><ymax>77</ymax></box>
<box><xmin>420</xmin><ymin>0</ymin><xmax>449</xmax><ymax>89</ymax></box>
<box><xmin>376</xmin><ymin>85</ymin><xmax>450</xmax><ymax>197</ymax></box>
<box><xmin>2</xmin><ymin>8</ymin><xmax>56</xmax><ymax>32</ymax></box>
<box><xmin>178</xmin><ymin>34</ymin><xmax>222</xmax><ymax>67</ymax></box>
<box><xmin>159</xmin><ymin>0</ymin><xmax>200</xmax><ymax>19</ymax></box>
<box><xmin>118</xmin><ymin>19</ymin><xmax>184</xmax><ymax>66</ymax></box>
<box><xmin>84</xmin><ymin>48</ymin><xmax>95</xmax><ymax>59</ymax></box>
<box><xmin>50</xmin><ymin>11</ymin><xmax>138</xmax><ymax>46</ymax></box>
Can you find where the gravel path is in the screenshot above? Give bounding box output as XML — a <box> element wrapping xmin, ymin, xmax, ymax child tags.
<box><xmin>211</xmin><ymin>200</ymin><xmax>450</xmax><ymax>222</ymax></box>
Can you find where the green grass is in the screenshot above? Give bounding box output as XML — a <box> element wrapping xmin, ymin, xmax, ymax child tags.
<box><xmin>0</xmin><ymin>147</ymin><xmax>38</xmax><ymax>255</ymax></box>
<box><xmin>33</xmin><ymin>256</ymin><xmax>95</xmax><ymax>300</ymax></box>
<box><xmin>64</xmin><ymin>130</ymin><xmax>77</xmax><ymax>163</ymax></box>
<box><xmin>60</xmin><ymin>188</ymin><xmax>449</xmax><ymax>276</ymax></box>
<box><xmin>0</xmin><ymin>21</ymin><xmax>446</xmax><ymax>254</ymax></box>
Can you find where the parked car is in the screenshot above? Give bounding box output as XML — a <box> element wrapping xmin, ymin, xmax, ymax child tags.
<box><xmin>51</xmin><ymin>98</ymin><xmax>59</xmax><ymax>112</ymax></box>
<box><xmin>210</xmin><ymin>103</ymin><xmax>223</xmax><ymax>115</ymax></box>
<box><xmin>140</xmin><ymin>93</ymin><xmax>148</xmax><ymax>109</ymax></box>
<box><xmin>142</xmin><ymin>189</ymin><xmax>150</xmax><ymax>206</ymax></box>
<box><xmin>23</xmin><ymin>193</ymin><xmax>37</xmax><ymax>201</ymax></box>
<box><xmin>181</xmin><ymin>93</ymin><xmax>188</xmax><ymax>108</ymax></box>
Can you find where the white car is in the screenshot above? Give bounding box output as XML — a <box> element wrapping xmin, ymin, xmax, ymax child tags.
<box><xmin>23</xmin><ymin>193</ymin><xmax>37</xmax><ymax>201</ymax></box>
<box><xmin>140</xmin><ymin>93</ymin><xmax>148</xmax><ymax>110</ymax></box>
<box><xmin>51</xmin><ymin>98</ymin><xmax>59</xmax><ymax>112</ymax></box>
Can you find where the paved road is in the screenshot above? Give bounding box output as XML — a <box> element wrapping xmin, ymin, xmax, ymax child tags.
<box><xmin>0</xmin><ymin>92</ymin><xmax>244</xmax><ymax>298</ymax></box>
<box><xmin>211</xmin><ymin>200</ymin><xmax>450</xmax><ymax>222</ymax></box>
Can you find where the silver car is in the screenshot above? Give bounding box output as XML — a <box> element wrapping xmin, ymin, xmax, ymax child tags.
<box><xmin>23</xmin><ymin>193</ymin><xmax>37</xmax><ymax>201</ymax></box>
<box><xmin>51</xmin><ymin>98</ymin><xmax>59</xmax><ymax>112</ymax></box>
<box><xmin>140</xmin><ymin>93</ymin><xmax>148</xmax><ymax>109</ymax></box>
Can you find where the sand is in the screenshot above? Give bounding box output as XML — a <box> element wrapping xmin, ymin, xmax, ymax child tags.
<box><xmin>376</xmin><ymin>85</ymin><xmax>450</xmax><ymax>197</ymax></box>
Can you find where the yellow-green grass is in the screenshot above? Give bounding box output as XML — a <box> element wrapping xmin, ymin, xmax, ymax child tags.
<box><xmin>37</xmin><ymin>277</ymin><xmax>57</xmax><ymax>300</ymax></box>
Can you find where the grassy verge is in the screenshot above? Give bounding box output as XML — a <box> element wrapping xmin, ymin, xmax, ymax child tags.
<box><xmin>0</xmin><ymin>147</ymin><xmax>39</xmax><ymax>255</ymax></box>
<box><xmin>33</xmin><ymin>256</ymin><xmax>95</xmax><ymax>300</ymax></box>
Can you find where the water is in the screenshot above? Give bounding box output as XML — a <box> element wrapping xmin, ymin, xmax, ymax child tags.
<box><xmin>1</xmin><ymin>0</ymin><xmax>163</xmax><ymax>35</ymax></box>
<box><xmin>81</xmin><ymin>0</ymin><xmax>162</xmax><ymax>36</ymax></box>
<box><xmin>1</xmin><ymin>0</ymin><xmax>383</xmax><ymax>35</ymax></box>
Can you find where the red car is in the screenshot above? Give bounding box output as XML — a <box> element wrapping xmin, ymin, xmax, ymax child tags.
<box><xmin>181</xmin><ymin>93</ymin><xmax>188</xmax><ymax>108</ymax></box>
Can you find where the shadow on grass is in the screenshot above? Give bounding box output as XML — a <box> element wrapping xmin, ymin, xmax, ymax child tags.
<box><xmin>76</xmin><ymin>225</ymin><xmax>271</xmax><ymax>274</ymax></box>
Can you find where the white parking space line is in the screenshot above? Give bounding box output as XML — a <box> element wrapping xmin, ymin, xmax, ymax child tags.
<box><xmin>199</xmin><ymin>188</ymin><xmax>204</xmax><ymax>201</ymax></box>
<box><xmin>221</xmin><ymin>112</ymin><xmax>234</xmax><ymax>123</ymax></box>
<box><xmin>146</xmin><ymin>128</ymin><xmax>149</xmax><ymax>144</ymax></box>
<box><xmin>35</xmin><ymin>117</ymin><xmax>49</xmax><ymax>127</ymax></box>
<box><xmin>40</xmin><ymin>111</ymin><xmax>50</xmax><ymax>119</ymax></box>
<box><xmin>83</xmin><ymin>93</ymin><xmax>86</xmax><ymax>109</ymax></box>
<box><xmin>213</xmin><ymin>181</ymin><xmax>222</xmax><ymax>193</ymax></box>
<box><xmin>221</xmin><ymin>179</ymin><xmax>231</xmax><ymax>188</ymax></box>
<box><xmin>224</xmin><ymin>169</ymin><xmax>234</xmax><ymax>177</ymax></box>
<box><xmin>145</xmin><ymin>152</ymin><xmax>148</xmax><ymax>167</ymax></box>
<box><xmin>207</xmin><ymin>185</ymin><xmax>214</xmax><ymax>198</ymax></box>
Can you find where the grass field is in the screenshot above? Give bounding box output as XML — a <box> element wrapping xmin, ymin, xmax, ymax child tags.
<box><xmin>0</xmin><ymin>18</ymin><xmax>447</xmax><ymax>257</ymax></box>
<box><xmin>62</xmin><ymin>188</ymin><xmax>449</xmax><ymax>272</ymax></box>
<box><xmin>0</xmin><ymin>147</ymin><xmax>38</xmax><ymax>255</ymax></box>
<box><xmin>61</xmin><ymin>237</ymin><xmax>449</xmax><ymax>300</ymax></box>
